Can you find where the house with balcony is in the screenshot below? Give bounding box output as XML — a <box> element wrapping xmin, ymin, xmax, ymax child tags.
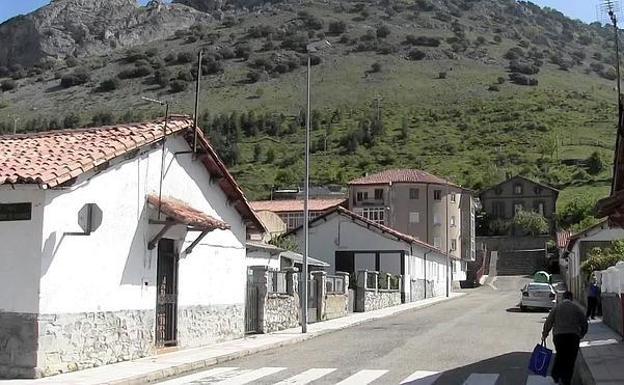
<box><xmin>347</xmin><ymin>169</ymin><xmax>476</xmax><ymax>284</ymax></box>
<box><xmin>250</xmin><ymin>198</ymin><xmax>347</xmax><ymax>232</ymax></box>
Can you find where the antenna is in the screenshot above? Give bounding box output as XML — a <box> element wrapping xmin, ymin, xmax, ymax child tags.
<box><xmin>142</xmin><ymin>96</ymin><xmax>169</xmax><ymax>219</ymax></box>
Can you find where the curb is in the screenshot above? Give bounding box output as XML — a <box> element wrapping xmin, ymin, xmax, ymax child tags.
<box><xmin>101</xmin><ymin>294</ymin><xmax>466</xmax><ymax>385</ymax></box>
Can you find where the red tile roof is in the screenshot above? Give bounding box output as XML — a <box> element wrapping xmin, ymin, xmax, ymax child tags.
<box><xmin>0</xmin><ymin>116</ymin><xmax>264</xmax><ymax>232</ymax></box>
<box><xmin>148</xmin><ymin>194</ymin><xmax>230</xmax><ymax>231</ymax></box>
<box><xmin>349</xmin><ymin>169</ymin><xmax>459</xmax><ymax>187</ymax></box>
<box><xmin>250</xmin><ymin>198</ymin><xmax>347</xmax><ymax>213</ymax></box>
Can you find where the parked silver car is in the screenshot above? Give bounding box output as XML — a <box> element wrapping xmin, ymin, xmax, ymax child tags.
<box><xmin>520</xmin><ymin>282</ymin><xmax>556</xmax><ymax>311</ymax></box>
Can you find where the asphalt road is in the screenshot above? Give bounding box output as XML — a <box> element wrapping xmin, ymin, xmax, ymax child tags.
<box><xmin>158</xmin><ymin>276</ymin><xmax>556</xmax><ymax>385</ymax></box>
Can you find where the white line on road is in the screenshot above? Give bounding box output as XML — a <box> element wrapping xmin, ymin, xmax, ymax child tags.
<box><xmin>462</xmin><ymin>373</ymin><xmax>499</xmax><ymax>385</ymax></box>
<box><xmin>272</xmin><ymin>368</ymin><xmax>336</xmax><ymax>384</ymax></box>
<box><xmin>487</xmin><ymin>277</ymin><xmax>498</xmax><ymax>291</ymax></box>
<box><xmin>155</xmin><ymin>367</ymin><xmax>239</xmax><ymax>385</ymax></box>
<box><xmin>400</xmin><ymin>370</ymin><xmax>441</xmax><ymax>385</ymax></box>
<box><xmin>214</xmin><ymin>367</ymin><xmax>286</xmax><ymax>384</ymax></box>
<box><xmin>526</xmin><ymin>375</ymin><xmax>556</xmax><ymax>385</ymax></box>
<box><xmin>334</xmin><ymin>369</ymin><xmax>388</xmax><ymax>385</ymax></box>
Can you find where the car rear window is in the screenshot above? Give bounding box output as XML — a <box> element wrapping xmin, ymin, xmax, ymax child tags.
<box><xmin>528</xmin><ymin>284</ymin><xmax>551</xmax><ymax>291</ymax></box>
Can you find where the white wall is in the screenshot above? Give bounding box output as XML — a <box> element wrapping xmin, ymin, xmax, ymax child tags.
<box><xmin>246</xmin><ymin>249</ymin><xmax>281</xmax><ymax>270</ymax></box>
<box><xmin>0</xmin><ymin>188</ymin><xmax>45</xmax><ymax>313</ymax></box>
<box><xmin>39</xmin><ymin>136</ymin><xmax>247</xmax><ymax>314</ymax></box>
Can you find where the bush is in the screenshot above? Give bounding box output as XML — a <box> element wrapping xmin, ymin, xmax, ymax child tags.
<box><xmin>169</xmin><ymin>80</ymin><xmax>188</xmax><ymax>93</ymax></box>
<box><xmin>376</xmin><ymin>24</ymin><xmax>391</xmax><ymax>38</ymax></box>
<box><xmin>247</xmin><ymin>70</ymin><xmax>263</xmax><ymax>83</ymax></box>
<box><xmin>153</xmin><ymin>68</ymin><xmax>171</xmax><ymax>88</ymax></box>
<box><xmin>557</xmin><ymin>195</ymin><xmax>599</xmax><ymax>229</ymax></box>
<box><xmin>370</xmin><ymin>62</ymin><xmax>382</xmax><ymax>73</ymax></box>
<box><xmin>602</xmin><ymin>67</ymin><xmax>618</xmax><ymax>81</ymax></box>
<box><xmin>438</xmin><ymin>71</ymin><xmax>447</xmax><ymax>79</ymax></box>
<box><xmin>587</xmin><ymin>151</ymin><xmax>605</xmax><ymax>175</ymax></box>
<box><xmin>63</xmin><ymin>113</ymin><xmax>80</xmax><ymax>129</ymax></box>
<box><xmin>493</xmin><ymin>35</ymin><xmax>502</xmax><ymax>43</ymax></box>
<box><xmin>60</xmin><ymin>68</ymin><xmax>90</xmax><ymax>88</ymax></box>
<box><xmin>118</xmin><ymin>65</ymin><xmax>152</xmax><ymax>79</ymax></box>
<box><xmin>164</xmin><ymin>53</ymin><xmax>176</xmax><ymax>63</ymax></box>
<box><xmin>512</xmin><ymin>210</ymin><xmax>549</xmax><ymax>236</ymax></box>
<box><xmin>404</xmin><ymin>35</ymin><xmax>440</xmax><ymax>47</ymax></box>
<box><xmin>65</xmin><ymin>56</ymin><xmax>79</xmax><ymax>68</ymax></box>
<box><xmin>407</xmin><ymin>49</ymin><xmax>426</xmax><ymax>60</ymax></box>
<box><xmin>0</xmin><ymin>66</ymin><xmax>9</xmax><ymax>77</ymax></box>
<box><xmin>328</xmin><ymin>20</ymin><xmax>347</xmax><ymax>35</ymax></box>
<box><xmin>1</xmin><ymin>79</ymin><xmax>17</xmax><ymax>92</ymax></box>
<box><xmin>97</xmin><ymin>78</ymin><xmax>120</xmax><ymax>92</ymax></box>
<box><xmin>90</xmin><ymin>111</ymin><xmax>115</xmax><ymax>127</ymax></box>
<box><xmin>509</xmin><ymin>73</ymin><xmax>538</xmax><ymax>86</ymax></box>
<box><xmin>177</xmin><ymin>51</ymin><xmax>194</xmax><ymax>64</ymax></box>
<box><xmin>582</xmin><ymin>241</ymin><xmax>624</xmax><ymax>274</ymax></box>
<box><xmin>177</xmin><ymin>70</ymin><xmax>194</xmax><ymax>82</ymax></box>
<box><xmin>220</xmin><ymin>46</ymin><xmax>235</xmax><ymax>60</ymax></box>
<box><xmin>509</xmin><ymin>60</ymin><xmax>539</xmax><ymax>75</ymax></box>
<box><xmin>488</xmin><ymin>84</ymin><xmax>500</xmax><ymax>92</ymax></box>
<box><xmin>504</xmin><ymin>47</ymin><xmax>525</xmax><ymax>60</ymax></box>
<box><xmin>235</xmin><ymin>44</ymin><xmax>252</xmax><ymax>60</ymax></box>
<box><xmin>497</xmin><ymin>76</ymin><xmax>506</xmax><ymax>84</ymax></box>
<box><xmin>125</xmin><ymin>50</ymin><xmax>148</xmax><ymax>63</ymax></box>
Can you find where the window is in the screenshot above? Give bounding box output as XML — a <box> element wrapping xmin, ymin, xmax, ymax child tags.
<box><xmin>409</xmin><ymin>212</ymin><xmax>420</xmax><ymax>223</ymax></box>
<box><xmin>355</xmin><ymin>207</ymin><xmax>385</xmax><ymax>225</ymax></box>
<box><xmin>433</xmin><ymin>236</ymin><xmax>441</xmax><ymax>249</ymax></box>
<box><xmin>282</xmin><ymin>212</ymin><xmax>304</xmax><ymax>230</ymax></box>
<box><xmin>356</xmin><ymin>191</ymin><xmax>369</xmax><ymax>201</ymax></box>
<box><xmin>374</xmin><ymin>188</ymin><xmax>384</xmax><ymax>200</ymax></box>
<box><xmin>450</xmin><ymin>193</ymin><xmax>456</xmax><ymax>203</ymax></box>
<box><xmin>433</xmin><ymin>213</ymin><xmax>441</xmax><ymax>225</ymax></box>
<box><xmin>535</xmin><ymin>201</ymin><xmax>545</xmax><ymax>216</ymax></box>
<box><xmin>450</xmin><ymin>216</ymin><xmax>456</xmax><ymax>226</ymax></box>
<box><xmin>409</xmin><ymin>188</ymin><xmax>419</xmax><ymax>199</ymax></box>
<box><xmin>0</xmin><ymin>203</ymin><xmax>31</xmax><ymax>221</ymax></box>
<box><xmin>513</xmin><ymin>203</ymin><xmax>524</xmax><ymax>215</ymax></box>
<box><xmin>513</xmin><ymin>183</ymin><xmax>523</xmax><ymax>195</ymax></box>
<box><xmin>433</xmin><ymin>190</ymin><xmax>442</xmax><ymax>200</ymax></box>
<box><xmin>451</xmin><ymin>239</ymin><xmax>457</xmax><ymax>251</ymax></box>
<box><xmin>492</xmin><ymin>201</ymin><xmax>505</xmax><ymax>218</ymax></box>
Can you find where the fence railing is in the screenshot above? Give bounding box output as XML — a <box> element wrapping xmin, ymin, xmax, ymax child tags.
<box><xmin>358</xmin><ymin>270</ymin><xmax>401</xmax><ymax>291</ymax></box>
<box><xmin>326</xmin><ymin>275</ymin><xmax>346</xmax><ymax>294</ymax></box>
<box><xmin>268</xmin><ymin>271</ymin><xmax>288</xmax><ymax>294</ymax></box>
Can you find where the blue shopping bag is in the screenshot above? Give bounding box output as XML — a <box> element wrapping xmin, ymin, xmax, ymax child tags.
<box><xmin>528</xmin><ymin>342</ymin><xmax>553</xmax><ymax>377</ymax></box>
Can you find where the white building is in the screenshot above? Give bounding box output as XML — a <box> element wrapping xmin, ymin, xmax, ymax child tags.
<box><xmin>245</xmin><ymin>241</ymin><xmax>328</xmax><ymax>271</ymax></box>
<box><xmin>286</xmin><ymin>207</ymin><xmax>453</xmax><ymax>301</ymax></box>
<box><xmin>564</xmin><ymin>220</ymin><xmax>624</xmax><ymax>303</ymax></box>
<box><xmin>0</xmin><ymin>117</ymin><xmax>264</xmax><ymax>379</ymax></box>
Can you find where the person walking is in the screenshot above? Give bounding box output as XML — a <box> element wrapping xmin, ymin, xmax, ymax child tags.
<box><xmin>542</xmin><ymin>291</ymin><xmax>588</xmax><ymax>385</ymax></box>
<box><xmin>586</xmin><ymin>277</ymin><xmax>600</xmax><ymax>320</ymax></box>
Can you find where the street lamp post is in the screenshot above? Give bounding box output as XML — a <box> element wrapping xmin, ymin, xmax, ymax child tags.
<box><xmin>302</xmin><ymin>40</ymin><xmax>331</xmax><ymax>334</ymax></box>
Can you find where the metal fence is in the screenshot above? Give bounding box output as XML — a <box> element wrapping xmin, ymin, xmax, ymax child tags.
<box><xmin>268</xmin><ymin>271</ymin><xmax>288</xmax><ymax>294</ymax></box>
<box><xmin>326</xmin><ymin>275</ymin><xmax>345</xmax><ymax>294</ymax></box>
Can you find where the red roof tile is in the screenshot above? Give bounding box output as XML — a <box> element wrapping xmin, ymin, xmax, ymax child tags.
<box><xmin>147</xmin><ymin>194</ymin><xmax>230</xmax><ymax>231</ymax></box>
<box><xmin>250</xmin><ymin>199</ymin><xmax>347</xmax><ymax>213</ymax></box>
<box><xmin>349</xmin><ymin>169</ymin><xmax>459</xmax><ymax>187</ymax></box>
<box><xmin>0</xmin><ymin>117</ymin><xmax>264</xmax><ymax>232</ymax></box>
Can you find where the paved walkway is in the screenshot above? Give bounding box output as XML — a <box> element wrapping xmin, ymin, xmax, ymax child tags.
<box><xmin>3</xmin><ymin>294</ymin><xmax>464</xmax><ymax>385</ymax></box>
<box><xmin>576</xmin><ymin>319</ymin><xmax>624</xmax><ymax>385</ymax></box>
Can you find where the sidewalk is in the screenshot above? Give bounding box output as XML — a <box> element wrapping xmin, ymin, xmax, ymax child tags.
<box><xmin>3</xmin><ymin>293</ymin><xmax>464</xmax><ymax>385</ymax></box>
<box><xmin>575</xmin><ymin>319</ymin><xmax>624</xmax><ymax>385</ymax></box>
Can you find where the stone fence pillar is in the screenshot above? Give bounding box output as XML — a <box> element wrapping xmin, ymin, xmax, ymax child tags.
<box><xmin>284</xmin><ymin>267</ymin><xmax>299</xmax><ymax>296</ymax></box>
<box><xmin>312</xmin><ymin>271</ymin><xmax>327</xmax><ymax>321</ymax></box>
<box><xmin>336</xmin><ymin>272</ymin><xmax>350</xmax><ymax>294</ymax></box>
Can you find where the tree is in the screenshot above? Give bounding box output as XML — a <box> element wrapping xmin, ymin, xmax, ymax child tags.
<box><xmin>60</xmin><ymin>68</ymin><xmax>90</xmax><ymax>88</ymax></box>
<box><xmin>169</xmin><ymin>80</ymin><xmax>188</xmax><ymax>93</ymax></box>
<box><xmin>581</xmin><ymin>241</ymin><xmax>624</xmax><ymax>275</ymax></box>
<box><xmin>97</xmin><ymin>78</ymin><xmax>119</xmax><ymax>92</ymax></box>
<box><xmin>557</xmin><ymin>195</ymin><xmax>599</xmax><ymax>230</ymax></box>
<box><xmin>265</xmin><ymin>147</ymin><xmax>275</xmax><ymax>163</ymax></box>
<box><xmin>587</xmin><ymin>151</ymin><xmax>605</xmax><ymax>175</ymax></box>
<box><xmin>63</xmin><ymin>113</ymin><xmax>81</xmax><ymax>129</ymax></box>
<box><xmin>235</xmin><ymin>44</ymin><xmax>252</xmax><ymax>60</ymax></box>
<box><xmin>512</xmin><ymin>210</ymin><xmax>549</xmax><ymax>236</ymax></box>
<box><xmin>269</xmin><ymin>235</ymin><xmax>299</xmax><ymax>252</ymax></box>
<box><xmin>376</xmin><ymin>24</ymin><xmax>391</xmax><ymax>38</ymax></box>
<box><xmin>253</xmin><ymin>144</ymin><xmax>262</xmax><ymax>162</ymax></box>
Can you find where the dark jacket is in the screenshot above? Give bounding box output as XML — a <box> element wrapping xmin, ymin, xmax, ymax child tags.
<box><xmin>542</xmin><ymin>300</ymin><xmax>588</xmax><ymax>338</ymax></box>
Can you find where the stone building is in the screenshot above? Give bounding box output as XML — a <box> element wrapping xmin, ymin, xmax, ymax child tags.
<box><xmin>0</xmin><ymin>117</ymin><xmax>264</xmax><ymax>378</ymax></box>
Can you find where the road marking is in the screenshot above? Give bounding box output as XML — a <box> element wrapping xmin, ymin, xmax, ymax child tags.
<box><xmin>400</xmin><ymin>370</ymin><xmax>441</xmax><ymax>384</ymax></box>
<box><xmin>487</xmin><ymin>277</ymin><xmax>498</xmax><ymax>290</ymax></box>
<box><xmin>214</xmin><ymin>367</ymin><xmax>286</xmax><ymax>384</ymax></box>
<box><xmin>527</xmin><ymin>375</ymin><xmax>556</xmax><ymax>385</ymax></box>
<box><xmin>462</xmin><ymin>373</ymin><xmax>499</xmax><ymax>385</ymax></box>
<box><xmin>334</xmin><ymin>369</ymin><xmax>388</xmax><ymax>385</ymax></box>
<box><xmin>156</xmin><ymin>367</ymin><xmax>238</xmax><ymax>385</ymax></box>
<box><xmin>272</xmin><ymin>368</ymin><xmax>336</xmax><ymax>384</ymax></box>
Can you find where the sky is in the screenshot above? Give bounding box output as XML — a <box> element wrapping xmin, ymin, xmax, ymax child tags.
<box><xmin>0</xmin><ymin>0</ymin><xmax>604</xmax><ymax>25</ymax></box>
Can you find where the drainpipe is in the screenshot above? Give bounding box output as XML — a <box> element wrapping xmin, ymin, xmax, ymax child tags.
<box><xmin>446</xmin><ymin>185</ymin><xmax>450</xmax><ymax>297</ymax></box>
<box><xmin>424</xmin><ymin>250</ymin><xmax>431</xmax><ymax>299</ymax></box>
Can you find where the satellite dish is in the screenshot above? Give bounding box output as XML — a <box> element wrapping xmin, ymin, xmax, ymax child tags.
<box><xmin>78</xmin><ymin>203</ymin><xmax>103</xmax><ymax>235</ymax></box>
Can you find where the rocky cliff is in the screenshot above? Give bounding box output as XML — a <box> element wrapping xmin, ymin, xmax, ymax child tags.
<box><xmin>0</xmin><ymin>0</ymin><xmax>213</xmax><ymax>67</ymax></box>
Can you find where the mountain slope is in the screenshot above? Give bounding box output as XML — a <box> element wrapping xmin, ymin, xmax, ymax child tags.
<box><xmin>0</xmin><ymin>0</ymin><xmax>619</xmax><ymax>203</ymax></box>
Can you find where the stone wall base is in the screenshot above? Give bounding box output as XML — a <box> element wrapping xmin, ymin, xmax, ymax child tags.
<box><xmin>0</xmin><ymin>312</ymin><xmax>39</xmax><ymax>379</ymax></box>
<box><xmin>601</xmin><ymin>294</ymin><xmax>623</xmax><ymax>337</ymax></box>
<box><xmin>263</xmin><ymin>294</ymin><xmax>299</xmax><ymax>333</ymax></box>
<box><xmin>177</xmin><ymin>304</ymin><xmax>244</xmax><ymax>347</ymax></box>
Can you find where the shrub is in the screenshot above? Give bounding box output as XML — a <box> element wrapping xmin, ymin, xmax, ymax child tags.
<box><xmin>557</xmin><ymin>195</ymin><xmax>599</xmax><ymax>229</ymax></box>
<box><xmin>145</xmin><ymin>47</ymin><xmax>159</xmax><ymax>57</ymax></box>
<box><xmin>118</xmin><ymin>65</ymin><xmax>152</xmax><ymax>79</ymax></box>
<box><xmin>438</xmin><ymin>71</ymin><xmax>447</xmax><ymax>79</ymax></box>
<box><xmin>376</xmin><ymin>24</ymin><xmax>391</xmax><ymax>38</ymax></box>
<box><xmin>154</xmin><ymin>68</ymin><xmax>171</xmax><ymax>88</ymax></box>
<box><xmin>220</xmin><ymin>46</ymin><xmax>236</xmax><ymax>59</ymax></box>
<box><xmin>235</xmin><ymin>44</ymin><xmax>252</xmax><ymax>60</ymax></box>
<box><xmin>405</xmin><ymin>35</ymin><xmax>440</xmax><ymax>47</ymax></box>
<box><xmin>65</xmin><ymin>56</ymin><xmax>79</xmax><ymax>67</ymax></box>
<box><xmin>493</xmin><ymin>35</ymin><xmax>502</xmax><ymax>43</ymax></box>
<box><xmin>1</xmin><ymin>79</ymin><xmax>16</xmax><ymax>92</ymax></box>
<box><xmin>504</xmin><ymin>47</ymin><xmax>525</xmax><ymax>60</ymax></box>
<box><xmin>60</xmin><ymin>68</ymin><xmax>90</xmax><ymax>88</ymax></box>
<box><xmin>298</xmin><ymin>11</ymin><xmax>323</xmax><ymax>30</ymax></box>
<box><xmin>0</xmin><ymin>66</ymin><xmax>9</xmax><ymax>77</ymax></box>
<box><xmin>90</xmin><ymin>111</ymin><xmax>115</xmax><ymax>127</ymax></box>
<box><xmin>125</xmin><ymin>50</ymin><xmax>148</xmax><ymax>63</ymax></box>
<box><xmin>488</xmin><ymin>84</ymin><xmax>500</xmax><ymax>92</ymax></box>
<box><xmin>63</xmin><ymin>113</ymin><xmax>80</xmax><ymax>129</ymax></box>
<box><xmin>370</xmin><ymin>62</ymin><xmax>382</xmax><ymax>73</ymax></box>
<box><xmin>169</xmin><ymin>80</ymin><xmax>188</xmax><ymax>93</ymax></box>
<box><xmin>177</xmin><ymin>70</ymin><xmax>194</xmax><ymax>82</ymax></box>
<box><xmin>177</xmin><ymin>51</ymin><xmax>194</xmax><ymax>64</ymax></box>
<box><xmin>581</xmin><ymin>241</ymin><xmax>624</xmax><ymax>274</ymax></box>
<box><xmin>602</xmin><ymin>67</ymin><xmax>617</xmax><ymax>81</ymax></box>
<box><xmin>247</xmin><ymin>70</ymin><xmax>262</xmax><ymax>83</ymax></box>
<box><xmin>164</xmin><ymin>53</ymin><xmax>176</xmax><ymax>63</ymax></box>
<box><xmin>328</xmin><ymin>20</ymin><xmax>347</xmax><ymax>35</ymax></box>
<box><xmin>497</xmin><ymin>76</ymin><xmax>506</xmax><ymax>84</ymax></box>
<box><xmin>587</xmin><ymin>151</ymin><xmax>605</xmax><ymax>175</ymax></box>
<box><xmin>512</xmin><ymin>210</ymin><xmax>549</xmax><ymax>236</ymax></box>
<box><xmin>97</xmin><ymin>78</ymin><xmax>120</xmax><ymax>92</ymax></box>
<box><xmin>509</xmin><ymin>73</ymin><xmax>538</xmax><ymax>86</ymax></box>
<box><xmin>407</xmin><ymin>49</ymin><xmax>426</xmax><ymax>60</ymax></box>
<box><xmin>509</xmin><ymin>60</ymin><xmax>539</xmax><ymax>75</ymax></box>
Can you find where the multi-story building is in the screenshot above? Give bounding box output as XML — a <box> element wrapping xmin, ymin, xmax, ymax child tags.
<box><xmin>479</xmin><ymin>175</ymin><xmax>559</xmax><ymax>234</ymax></box>
<box><xmin>348</xmin><ymin>169</ymin><xmax>476</xmax><ymax>267</ymax></box>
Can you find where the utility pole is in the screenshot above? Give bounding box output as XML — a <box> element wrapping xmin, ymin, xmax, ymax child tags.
<box><xmin>12</xmin><ymin>117</ymin><xmax>19</xmax><ymax>135</ymax></box>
